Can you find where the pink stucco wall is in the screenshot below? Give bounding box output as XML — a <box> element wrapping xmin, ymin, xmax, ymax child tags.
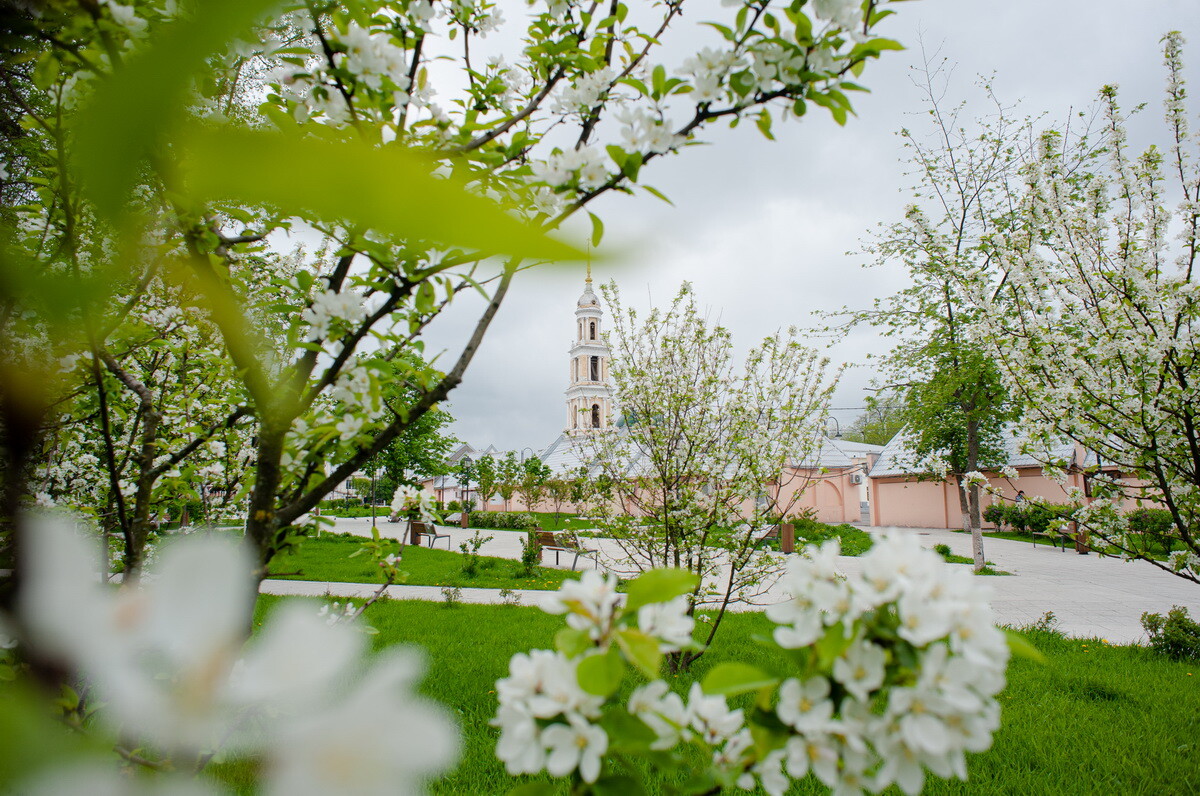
<box><xmin>870</xmin><ymin>466</ymin><xmax>1093</xmax><ymax>529</ymax></box>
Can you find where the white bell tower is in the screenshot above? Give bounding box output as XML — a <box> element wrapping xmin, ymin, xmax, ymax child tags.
<box><xmin>566</xmin><ymin>265</ymin><xmax>613</xmax><ymax>434</ymax></box>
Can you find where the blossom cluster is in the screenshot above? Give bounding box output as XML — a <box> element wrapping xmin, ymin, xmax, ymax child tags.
<box><xmin>391</xmin><ymin>483</ymin><xmax>438</xmax><ymax>522</ymax></box>
<box><xmin>496</xmin><ymin>534</ymin><xmax>1010</xmax><ymax>795</ymax></box>
<box><xmin>759</xmin><ymin>533</ymin><xmax>1009</xmax><ymax>794</ymax></box>
<box><xmin>493</xmin><ymin>570</ymin><xmax>698</xmax><ymax>783</ymax></box>
<box><xmin>15</xmin><ymin>515</ymin><xmax>458</xmax><ymax>794</ymax></box>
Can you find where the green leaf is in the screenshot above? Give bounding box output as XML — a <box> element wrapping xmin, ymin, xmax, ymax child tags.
<box><xmin>72</xmin><ymin>0</ymin><xmax>283</xmax><ymax>220</ymax></box>
<box><xmin>555</xmin><ymin>627</ymin><xmax>592</xmax><ymax>658</ymax></box>
<box><xmin>599</xmin><ymin>709</ymin><xmax>658</xmax><ymax>752</ymax></box>
<box><xmin>623</xmin><ymin>568</ymin><xmax>698</xmax><ymax>612</ymax></box>
<box><xmin>577</xmin><ymin>647</ymin><xmax>626</xmax><ymax>697</ymax></box>
<box><xmin>1005</xmin><ymin>630</ymin><xmax>1047</xmax><ymax>664</ymax></box>
<box><xmin>756</xmin><ymin>110</ymin><xmax>774</xmax><ymax>141</ymax></box>
<box><xmin>615</xmin><ymin>628</ymin><xmax>662</xmax><ymax>678</ymax></box>
<box><xmin>176</xmin><ymin>126</ymin><xmax>582</xmax><ymax>262</ymax></box>
<box><xmin>640</xmin><ymin>185</ymin><xmax>674</xmax><ymax>205</ymax></box>
<box><xmin>701</xmin><ymin>662</ymin><xmax>779</xmax><ymax>696</ymax></box>
<box><xmin>814</xmin><ymin>622</ymin><xmax>853</xmax><ymax>668</ymax></box>
<box><xmin>588</xmin><ymin>212</ymin><xmax>604</xmax><ymax>247</ymax></box>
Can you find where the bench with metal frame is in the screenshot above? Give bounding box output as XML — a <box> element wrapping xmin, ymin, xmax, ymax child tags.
<box><xmin>536</xmin><ymin>530</ymin><xmax>595</xmax><ymax>570</ymax></box>
<box><xmin>410</xmin><ymin>520</ymin><xmax>452</xmax><ymax>549</ymax></box>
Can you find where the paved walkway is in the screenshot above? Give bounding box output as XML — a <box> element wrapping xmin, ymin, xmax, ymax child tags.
<box><xmin>260</xmin><ymin>518</ymin><xmax>1200</xmax><ymax>644</ymax></box>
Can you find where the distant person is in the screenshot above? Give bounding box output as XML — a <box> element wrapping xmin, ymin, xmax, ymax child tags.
<box><xmin>1015</xmin><ymin>490</ymin><xmax>1027</xmax><ymax>506</ymax></box>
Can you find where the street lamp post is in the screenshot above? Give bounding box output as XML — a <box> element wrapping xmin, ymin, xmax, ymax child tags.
<box><xmin>826</xmin><ymin>417</ymin><xmax>842</xmax><ymax>439</ymax></box>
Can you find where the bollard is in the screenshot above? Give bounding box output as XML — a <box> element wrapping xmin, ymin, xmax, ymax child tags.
<box><xmin>781</xmin><ymin>522</ymin><xmax>795</xmax><ymax>554</ymax></box>
<box><xmin>461</xmin><ymin>512</ymin><xmax>470</xmax><ymax>529</ymax></box>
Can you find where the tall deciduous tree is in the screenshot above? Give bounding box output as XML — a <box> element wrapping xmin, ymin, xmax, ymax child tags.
<box><xmin>843</xmin><ymin>394</ymin><xmax>905</xmax><ymax>445</ymax></box>
<box><xmin>848</xmin><ymin>57</ymin><xmax>1026</xmax><ymax>571</ymax></box>
<box><xmin>590</xmin><ymin>281</ymin><xmax>837</xmax><ymax>669</ymax></box>
<box><xmin>974</xmin><ymin>32</ymin><xmax>1200</xmax><ymax>583</ymax></box>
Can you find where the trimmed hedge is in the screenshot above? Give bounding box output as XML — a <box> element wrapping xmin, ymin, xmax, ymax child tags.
<box><xmin>468</xmin><ymin>510</ymin><xmax>539</xmax><ymax>531</ymax></box>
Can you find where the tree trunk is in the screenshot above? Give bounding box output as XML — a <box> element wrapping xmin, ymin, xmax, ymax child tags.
<box><xmin>965</xmin><ymin>418</ymin><xmax>985</xmax><ymax>573</ymax></box>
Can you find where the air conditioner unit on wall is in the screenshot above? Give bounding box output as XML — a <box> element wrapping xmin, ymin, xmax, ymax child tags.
<box><xmin>850</xmin><ymin>473</ymin><xmax>864</xmax><ymax>485</ymax></box>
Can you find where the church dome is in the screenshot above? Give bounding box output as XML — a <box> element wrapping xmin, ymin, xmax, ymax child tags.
<box><xmin>577</xmin><ymin>283</ymin><xmax>599</xmax><ymax>308</ymax></box>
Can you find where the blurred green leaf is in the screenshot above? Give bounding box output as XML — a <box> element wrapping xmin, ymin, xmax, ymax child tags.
<box><xmin>555</xmin><ymin>626</ymin><xmax>592</xmax><ymax>658</ymax></box>
<box><xmin>577</xmin><ymin>646</ymin><xmax>625</xmax><ymax>697</ymax></box>
<box><xmin>615</xmin><ymin>628</ymin><xmax>662</xmax><ymax>678</ymax></box>
<box><xmin>177</xmin><ymin>126</ymin><xmax>582</xmax><ymax>262</ymax></box>
<box><xmin>623</xmin><ymin>568</ymin><xmax>698</xmax><ymax>612</ymax></box>
<box><xmin>701</xmin><ymin>662</ymin><xmax>779</xmax><ymax>696</ymax></box>
<box><xmin>1006</xmin><ymin>629</ymin><xmax>1048</xmax><ymax>664</ymax></box>
<box><xmin>72</xmin><ymin>0</ymin><xmax>282</xmax><ymax>220</ymax></box>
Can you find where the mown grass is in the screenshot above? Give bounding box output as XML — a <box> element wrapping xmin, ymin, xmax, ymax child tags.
<box><xmin>219</xmin><ymin>598</ymin><xmax>1200</xmax><ymax>795</ymax></box>
<box><xmin>266</xmin><ymin>532</ymin><xmax>579</xmax><ymax>591</ymax></box>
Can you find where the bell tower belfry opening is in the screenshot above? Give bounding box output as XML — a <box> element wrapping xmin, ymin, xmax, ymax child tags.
<box><xmin>565</xmin><ymin>264</ymin><xmax>614</xmax><ymax>434</ymax></box>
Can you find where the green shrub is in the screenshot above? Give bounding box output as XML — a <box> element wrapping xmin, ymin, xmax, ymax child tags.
<box><xmin>469</xmin><ymin>510</ymin><xmax>538</xmax><ymax>530</ymax></box>
<box><xmin>1127</xmin><ymin>508</ymin><xmax>1176</xmax><ymax>554</ymax></box>
<box><xmin>1024</xmin><ymin>502</ymin><xmax>1075</xmax><ymax>534</ymax></box>
<box><xmin>519</xmin><ymin>531</ymin><xmax>541</xmax><ymax>577</ymax></box>
<box><xmin>1141</xmin><ymin>605</ymin><xmax>1200</xmax><ymax>661</ymax></box>
<box><xmin>982</xmin><ymin>503</ymin><xmax>1007</xmax><ymax>528</ymax></box>
<box><xmin>459</xmin><ymin>530</ymin><xmax>494</xmax><ymax>578</ymax></box>
<box><xmin>934</xmin><ymin>543</ymin><xmax>953</xmax><ymax>560</ymax></box>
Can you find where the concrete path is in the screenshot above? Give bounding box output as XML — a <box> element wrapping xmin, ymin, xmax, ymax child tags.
<box><xmin>260</xmin><ymin>518</ymin><xmax>1200</xmax><ymax>644</ymax></box>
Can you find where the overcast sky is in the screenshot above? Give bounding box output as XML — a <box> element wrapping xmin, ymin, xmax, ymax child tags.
<box><xmin>418</xmin><ymin>0</ymin><xmax>1198</xmax><ymax>453</ymax></box>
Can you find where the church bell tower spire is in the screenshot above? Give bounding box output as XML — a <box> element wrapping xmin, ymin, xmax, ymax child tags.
<box><xmin>565</xmin><ymin>269</ymin><xmax>612</xmax><ymax>434</ymax></box>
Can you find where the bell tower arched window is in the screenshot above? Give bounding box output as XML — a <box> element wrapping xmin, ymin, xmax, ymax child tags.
<box><xmin>589</xmin><ymin>356</ymin><xmax>599</xmax><ymax>381</ymax></box>
<box><xmin>591</xmin><ymin>404</ymin><xmax>601</xmax><ymax>428</ymax></box>
<box><xmin>589</xmin><ymin>320</ymin><xmax>597</xmax><ymax>340</ymax></box>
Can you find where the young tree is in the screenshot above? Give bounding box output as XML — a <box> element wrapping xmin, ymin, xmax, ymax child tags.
<box><xmin>516</xmin><ymin>457</ymin><xmax>552</xmax><ymax>515</ymax></box>
<box><xmin>454</xmin><ymin>456</ymin><xmax>476</xmax><ymax>512</ymax></box>
<box><xmin>590</xmin><ymin>282</ymin><xmax>837</xmax><ymax>669</ymax></box>
<box><xmin>843</xmin><ymin>394</ymin><xmax>905</xmax><ymax>445</ymax></box>
<box><xmin>545</xmin><ymin>476</ymin><xmax>574</xmax><ymax>526</ymax></box>
<box><xmin>845</xmin><ymin>56</ymin><xmax>1027</xmax><ymax>571</ymax></box>
<box><xmin>472</xmin><ymin>454</ymin><xmax>499</xmax><ymax>511</ymax></box>
<box><xmin>973</xmin><ymin>32</ymin><xmax>1200</xmax><ymax>583</ymax></box>
<box><xmin>495</xmin><ymin>451</ymin><xmax>521</xmax><ymax>513</ymax></box>
<box><xmin>568</xmin><ymin>465</ymin><xmax>594</xmax><ymax>514</ymax></box>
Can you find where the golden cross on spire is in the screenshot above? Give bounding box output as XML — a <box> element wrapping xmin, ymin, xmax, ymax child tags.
<box><xmin>585</xmin><ymin>245</ymin><xmax>592</xmax><ymax>284</ymax></box>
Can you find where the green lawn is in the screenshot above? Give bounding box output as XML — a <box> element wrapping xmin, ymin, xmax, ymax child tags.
<box><xmin>219</xmin><ymin>598</ymin><xmax>1200</xmax><ymax>795</ymax></box>
<box><xmin>266</xmin><ymin>532</ymin><xmax>579</xmax><ymax>591</ymax></box>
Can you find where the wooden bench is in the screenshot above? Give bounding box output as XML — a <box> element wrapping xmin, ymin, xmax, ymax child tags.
<box><xmin>1031</xmin><ymin>529</ymin><xmax>1071</xmax><ymax>551</ymax></box>
<box><xmin>410</xmin><ymin>520</ymin><xmax>451</xmax><ymax>549</ymax></box>
<box><xmin>536</xmin><ymin>530</ymin><xmax>595</xmax><ymax>570</ymax></box>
